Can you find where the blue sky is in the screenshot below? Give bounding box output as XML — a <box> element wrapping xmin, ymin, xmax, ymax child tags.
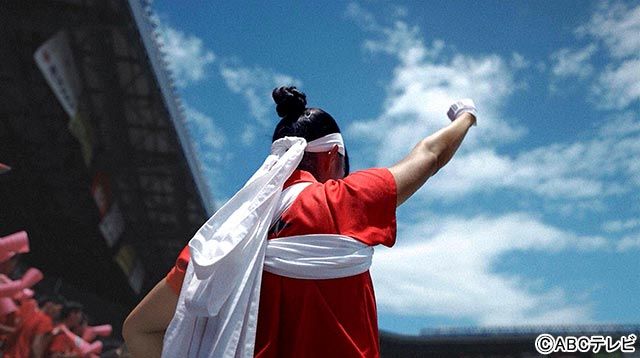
<box><xmin>149</xmin><ymin>0</ymin><xmax>640</xmax><ymax>334</ymax></box>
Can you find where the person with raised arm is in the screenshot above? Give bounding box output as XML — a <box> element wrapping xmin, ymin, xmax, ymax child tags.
<box><xmin>123</xmin><ymin>86</ymin><xmax>477</xmax><ymax>358</ymax></box>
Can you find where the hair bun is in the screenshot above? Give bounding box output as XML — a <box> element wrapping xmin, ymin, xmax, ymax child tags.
<box><xmin>272</xmin><ymin>86</ymin><xmax>307</xmax><ymax>119</ymax></box>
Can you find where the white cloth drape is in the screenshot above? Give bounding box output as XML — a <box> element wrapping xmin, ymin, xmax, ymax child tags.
<box><xmin>162</xmin><ymin>137</ymin><xmax>306</xmax><ymax>358</ymax></box>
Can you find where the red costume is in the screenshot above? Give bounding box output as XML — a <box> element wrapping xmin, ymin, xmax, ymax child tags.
<box><xmin>166</xmin><ymin>169</ymin><xmax>396</xmax><ymax>357</ymax></box>
<box><xmin>4</xmin><ymin>309</ymin><xmax>53</xmax><ymax>358</ymax></box>
<box><xmin>48</xmin><ymin>325</ymin><xmax>80</xmax><ymax>356</ymax></box>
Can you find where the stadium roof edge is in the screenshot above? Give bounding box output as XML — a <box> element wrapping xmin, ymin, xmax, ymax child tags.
<box><xmin>126</xmin><ymin>0</ymin><xmax>215</xmax><ymax>215</ymax></box>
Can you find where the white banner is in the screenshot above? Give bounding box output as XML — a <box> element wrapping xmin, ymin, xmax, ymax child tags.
<box><xmin>34</xmin><ymin>31</ymin><xmax>82</xmax><ymax>118</ymax></box>
<box><xmin>128</xmin><ymin>260</ymin><xmax>145</xmax><ymax>294</ymax></box>
<box><xmin>99</xmin><ymin>203</ymin><xmax>124</xmax><ymax>247</ymax></box>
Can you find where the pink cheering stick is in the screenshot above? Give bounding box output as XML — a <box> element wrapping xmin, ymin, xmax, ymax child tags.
<box><xmin>20</xmin><ymin>268</ymin><xmax>43</xmax><ymax>287</ymax></box>
<box><xmin>0</xmin><ymin>268</ymin><xmax>44</xmax><ymax>297</ymax></box>
<box><xmin>0</xmin><ymin>231</ymin><xmax>30</xmax><ymax>263</ymax></box>
<box><xmin>14</xmin><ymin>288</ymin><xmax>34</xmax><ymax>301</ymax></box>
<box><xmin>0</xmin><ymin>297</ymin><xmax>17</xmax><ymax>316</ymax></box>
<box><xmin>0</xmin><ymin>280</ymin><xmax>22</xmax><ymax>297</ymax></box>
<box><xmin>82</xmin><ymin>324</ymin><xmax>113</xmax><ymax>342</ymax></box>
<box><xmin>80</xmin><ymin>341</ymin><xmax>103</xmax><ymax>356</ymax></box>
<box><xmin>61</xmin><ymin>325</ymin><xmax>103</xmax><ymax>356</ymax></box>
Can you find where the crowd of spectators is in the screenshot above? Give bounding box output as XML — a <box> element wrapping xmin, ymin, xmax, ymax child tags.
<box><xmin>0</xmin><ymin>231</ymin><xmax>114</xmax><ymax>357</ymax></box>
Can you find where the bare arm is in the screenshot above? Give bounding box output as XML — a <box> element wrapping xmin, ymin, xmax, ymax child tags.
<box><xmin>122</xmin><ymin>278</ymin><xmax>179</xmax><ymax>358</ymax></box>
<box><xmin>0</xmin><ymin>323</ymin><xmax>15</xmax><ymax>334</ymax></box>
<box><xmin>31</xmin><ymin>333</ymin><xmax>52</xmax><ymax>358</ymax></box>
<box><xmin>389</xmin><ymin>113</ymin><xmax>476</xmax><ymax>206</ymax></box>
<box><xmin>50</xmin><ymin>353</ymin><xmax>80</xmax><ymax>358</ymax></box>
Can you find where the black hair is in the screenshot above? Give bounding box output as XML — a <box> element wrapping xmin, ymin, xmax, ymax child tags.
<box><xmin>271</xmin><ymin>86</ymin><xmax>350</xmax><ymax>175</ymax></box>
<box><xmin>60</xmin><ymin>301</ymin><xmax>83</xmax><ymax>320</ymax></box>
<box><xmin>37</xmin><ymin>294</ymin><xmax>65</xmax><ymax>307</ymax></box>
<box><xmin>79</xmin><ymin>312</ymin><xmax>89</xmax><ymax>325</ymax></box>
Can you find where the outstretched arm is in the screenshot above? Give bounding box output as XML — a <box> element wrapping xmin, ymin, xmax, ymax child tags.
<box><xmin>389</xmin><ymin>101</ymin><xmax>476</xmax><ymax>206</ymax></box>
<box><xmin>122</xmin><ymin>278</ymin><xmax>179</xmax><ymax>358</ymax></box>
<box><xmin>31</xmin><ymin>333</ymin><xmax>52</xmax><ymax>358</ymax></box>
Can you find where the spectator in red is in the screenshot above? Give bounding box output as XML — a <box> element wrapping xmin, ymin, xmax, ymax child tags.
<box><xmin>48</xmin><ymin>301</ymin><xmax>84</xmax><ymax>357</ymax></box>
<box><xmin>0</xmin><ymin>300</ymin><xmax>18</xmax><ymax>351</ymax></box>
<box><xmin>4</xmin><ymin>295</ymin><xmax>63</xmax><ymax>358</ymax></box>
<box><xmin>71</xmin><ymin>313</ymin><xmax>88</xmax><ymax>337</ymax></box>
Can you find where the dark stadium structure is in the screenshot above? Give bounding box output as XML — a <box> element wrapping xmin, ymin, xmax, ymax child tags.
<box><xmin>1</xmin><ymin>0</ymin><xmax>212</xmax><ymax>331</ymax></box>
<box><xmin>381</xmin><ymin>325</ymin><xmax>640</xmax><ymax>357</ymax></box>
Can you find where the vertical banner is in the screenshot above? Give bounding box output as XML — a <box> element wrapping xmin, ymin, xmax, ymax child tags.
<box><xmin>99</xmin><ymin>203</ymin><xmax>124</xmax><ymax>248</ymax></box>
<box><xmin>114</xmin><ymin>244</ymin><xmax>145</xmax><ymax>294</ymax></box>
<box><xmin>91</xmin><ymin>172</ymin><xmax>112</xmax><ymax>218</ymax></box>
<box><xmin>34</xmin><ymin>31</ymin><xmax>94</xmax><ymax>166</ymax></box>
<box><xmin>67</xmin><ymin>112</ymin><xmax>95</xmax><ymax>166</ymax></box>
<box><xmin>33</xmin><ymin>31</ymin><xmax>82</xmax><ymax>118</ymax></box>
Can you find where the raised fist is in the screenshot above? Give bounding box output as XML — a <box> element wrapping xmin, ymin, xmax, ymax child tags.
<box><xmin>447</xmin><ymin>99</ymin><xmax>477</xmax><ymax>125</ymax></box>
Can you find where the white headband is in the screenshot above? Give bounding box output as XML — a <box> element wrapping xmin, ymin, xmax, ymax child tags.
<box><xmin>305</xmin><ymin>133</ymin><xmax>346</xmax><ymax>156</ymax></box>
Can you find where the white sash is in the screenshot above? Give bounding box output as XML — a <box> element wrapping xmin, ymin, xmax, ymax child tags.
<box><xmin>265</xmin><ymin>182</ymin><xmax>373</xmax><ymax>280</ymax></box>
<box><xmin>264</xmin><ymin>234</ymin><xmax>373</xmax><ymax>279</ymax></box>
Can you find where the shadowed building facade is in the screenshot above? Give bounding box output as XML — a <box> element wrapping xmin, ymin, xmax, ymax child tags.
<box><xmin>0</xmin><ymin>0</ymin><xmax>212</xmax><ymax>334</ymax></box>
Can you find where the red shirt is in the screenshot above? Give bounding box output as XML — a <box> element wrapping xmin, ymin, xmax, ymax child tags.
<box><xmin>166</xmin><ymin>169</ymin><xmax>397</xmax><ymax>357</ymax></box>
<box><xmin>4</xmin><ymin>309</ymin><xmax>53</xmax><ymax>358</ymax></box>
<box><xmin>48</xmin><ymin>325</ymin><xmax>82</xmax><ymax>356</ymax></box>
<box><xmin>0</xmin><ymin>311</ymin><xmax>17</xmax><ymax>348</ymax></box>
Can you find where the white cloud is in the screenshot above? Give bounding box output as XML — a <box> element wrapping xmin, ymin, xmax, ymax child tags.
<box><xmin>240</xmin><ymin>124</ymin><xmax>258</xmax><ymax>146</ymax></box>
<box><xmin>184</xmin><ymin>104</ymin><xmax>225</xmax><ymax>154</ymax></box>
<box><xmin>593</xmin><ymin>59</ymin><xmax>640</xmax><ymax>109</ymax></box>
<box><xmin>346</xmin><ymin>4</ymin><xmax>638</xmax><ymax>327</ymax></box>
<box><xmin>182</xmin><ymin>104</ymin><xmax>229</xmax><ymax>195</ymax></box>
<box><xmin>148</xmin><ymin>12</ymin><xmax>225</xmax><ymax>204</ymax></box>
<box><xmin>152</xmin><ymin>12</ymin><xmax>300</xmax><ymax>145</ymax></box>
<box><xmin>604</xmin><ymin>219</ymin><xmax>640</xmax><ymax>233</ymax></box>
<box><xmin>348</xmin><ymin>33</ymin><xmax>525</xmax><ymax>166</ymax></box>
<box><xmin>550</xmin><ymin>45</ymin><xmax>597</xmax><ymax>79</ymax></box>
<box><xmin>427</xmin><ymin>114</ymin><xmax>640</xmax><ymax>203</ymax></box>
<box><xmin>616</xmin><ymin>235</ymin><xmax>640</xmax><ymax>252</ymax></box>
<box><xmin>371</xmin><ymin>213</ymin><xmax>602</xmax><ymax>325</ymax></box>
<box><xmin>577</xmin><ymin>1</ymin><xmax>640</xmax><ymax>59</ymax></box>
<box><xmin>345</xmin><ymin>2</ymin><xmax>379</xmax><ymax>32</ymax></box>
<box><xmin>219</xmin><ymin>63</ymin><xmax>302</xmax><ymax>130</ymax></box>
<box><xmin>575</xmin><ymin>1</ymin><xmax>640</xmax><ymax>109</ymax></box>
<box><xmin>347</xmin><ymin>3</ymin><xmax>526</xmax><ymax>154</ymax></box>
<box><xmin>598</xmin><ymin>111</ymin><xmax>640</xmax><ymax>138</ymax></box>
<box><xmin>510</xmin><ymin>52</ymin><xmax>530</xmax><ymax>70</ymax></box>
<box><xmin>347</xmin><ymin>6</ymin><xmax>640</xmax><ymax>204</ymax></box>
<box><xmin>156</xmin><ymin>24</ymin><xmax>216</xmax><ymax>87</ymax></box>
<box><xmin>346</xmin><ymin>2</ymin><xmax>444</xmax><ymax>64</ymax></box>
<box><xmin>363</xmin><ymin>22</ymin><xmax>437</xmax><ymax>65</ymax></box>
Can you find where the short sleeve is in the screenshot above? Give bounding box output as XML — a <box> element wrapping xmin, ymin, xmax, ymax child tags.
<box><xmin>47</xmin><ymin>333</ymin><xmax>71</xmax><ymax>353</ymax></box>
<box><xmin>35</xmin><ymin>314</ymin><xmax>53</xmax><ymax>334</ymax></box>
<box><xmin>324</xmin><ymin>168</ymin><xmax>397</xmax><ymax>247</ymax></box>
<box><xmin>165</xmin><ymin>245</ymin><xmax>190</xmax><ymax>295</ymax></box>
